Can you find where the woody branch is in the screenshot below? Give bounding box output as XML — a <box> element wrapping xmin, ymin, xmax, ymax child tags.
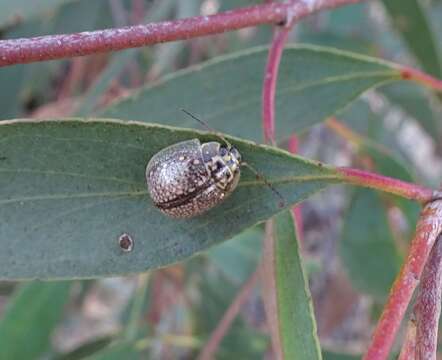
<box><xmin>0</xmin><ymin>0</ymin><xmax>363</xmax><ymax>67</ymax></box>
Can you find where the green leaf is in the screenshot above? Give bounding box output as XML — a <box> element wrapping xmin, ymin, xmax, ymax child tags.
<box><xmin>359</xmin><ymin>140</ymin><xmax>420</xmax><ymax>239</ymax></box>
<box><xmin>339</xmin><ymin>189</ymin><xmax>402</xmax><ymax>298</ymax></box>
<box><xmin>339</xmin><ymin>101</ymin><xmax>421</xmax><ymax>236</ymax></box>
<box><xmin>0</xmin><ymin>118</ymin><xmax>342</xmax><ymax>280</ymax></box>
<box><xmin>0</xmin><ymin>0</ymin><xmax>110</xmax><ymax>119</ymax></box>
<box><xmin>0</xmin><ymin>0</ymin><xmax>76</xmax><ymax>27</ymax></box>
<box><xmin>208</xmin><ymin>226</ymin><xmax>262</xmax><ymax>284</ymax></box>
<box><xmin>195</xmin><ymin>264</ymin><xmax>268</xmax><ymax>359</ymax></box>
<box><xmin>124</xmin><ymin>274</ymin><xmax>150</xmax><ymax>341</ymax></box>
<box><xmin>298</xmin><ymin>3</ymin><xmax>374</xmax><ymax>51</ymax></box>
<box><xmin>275</xmin><ymin>211</ymin><xmax>322</xmax><ymax>358</ymax></box>
<box><xmin>0</xmin><ymin>65</ymin><xmax>25</xmax><ymax>119</ymax></box>
<box><xmin>381</xmin><ymin>0</ymin><xmax>442</xmax><ymax>77</ymax></box>
<box><xmin>267</xmin><ymin>211</ymin><xmax>321</xmax><ymax>359</ymax></box>
<box><xmin>102</xmin><ymin>45</ymin><xmax>401</xmax><ymax>142</ymax></box>
<box><xmin>75</xmin><ymin>0</ymin><xmax>177</xmax><ymax>116</ymax></box>
<box><xmin>0</xmin><ymin>281</ymin><xmax>71</xmax><ymax>360</ymax></box>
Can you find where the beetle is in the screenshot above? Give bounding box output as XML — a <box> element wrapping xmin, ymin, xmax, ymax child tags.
<box><xmin>145</xmin><ymin>110</ymin><xmax>284</xmax><ymax>219</ymax></box>
<box><xmin>146</xmin><ymin>138</ymin><xmax>242</xmax><ymax>218</ymax></box>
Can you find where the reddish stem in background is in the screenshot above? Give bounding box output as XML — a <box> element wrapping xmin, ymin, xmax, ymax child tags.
<box><xmin>414</xmin><ymin>234</ymin><xmax>442</xmax><ymax>359</ymax></box>
<box><xmin>398</xmin><ymin>319</ymin><xmax>416</xmax><ymax>360</ymax></box>
<box><xmin>364</xmin><ymin>200</ymin><xmax>442</xmax><ymax>360</ymax></box>
<box><xmin>262</xmin><ymin>27</ymin><xmax>291</xmax><ymax>144</ymax></box>
<box><xmin>197</xmin><ymin>269</ymin><xmax>260</xmax><ymax>360</ymax></box>
<box><xmin>0</xmin><ymin>0</ymin><xmax>363</xmax><ymax>67</ymax></box>
<box><xmin>260</xmin><ymin>7</ymin><xmax>296</xmax><ymax>358</ymax></box>
<box><xmin>131</xmin><ymin>0</ymin><xmax>145</xmax><ymax>25</ymax></box>
<box><xmin>338</xmin><ymin>167</ymin><xmax>436</xmax><ymax>204</ymax></box>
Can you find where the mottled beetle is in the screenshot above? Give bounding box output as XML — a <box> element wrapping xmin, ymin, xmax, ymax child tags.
<box><xmin>145</xmin><ymin>111</ymin><xmax>284</xmax><ymax>219</ymax></box>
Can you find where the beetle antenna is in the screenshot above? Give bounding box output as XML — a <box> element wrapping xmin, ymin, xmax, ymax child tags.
<box><xmin>181</xmin><ymin>109</ymin><xmax>232</xmax><ymax>148</ymax></box>
<box><xmin>242</xmin><ymin>162</ymin><xmax>285</xmax><ymax>208</ymax></box>
<box><xmin>181</xmin><ymin>109</ymin><xmax>285</xmax><ymax>209</ymax></box>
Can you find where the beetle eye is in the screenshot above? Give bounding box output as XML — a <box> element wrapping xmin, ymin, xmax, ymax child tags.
<box><xmin>231</xmin><ymin>147</ymin><xmax>241</xmax><ymax>162</ymax></box>
<box><xmin>219</xmin><ymin>146</ymin><xmax>228</xmax><ymax>157</ymax></box>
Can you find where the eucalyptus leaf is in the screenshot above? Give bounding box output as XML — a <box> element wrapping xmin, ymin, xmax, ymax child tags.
<box><xmin>195</xmin><ymin>264</ymin><xmax>268</xmax><ymax>359</ymax></box>
<box><xmin>271</xmin><ymin>211</ymin><xmax>321</xmax><ymax>359</ymax></box>
<box><xmin>382</xmin><ymin>0</ymin><xmax>442</xmax><ymax>77</ymax></box>
<box><xmin>0</xmin><ymin>281</ymin><xmax>71</xmax><ymax>360</ymax></box>
<box><xmin>102</xmin><ymin>45</ymin><xmax>401</xmax><ymax>141</ymax></box>
<box><xmin>0</xmin><ymin>118</ymin><xmax>341</xmax><ymax>280</ymax></box>
<box><xmin>208</xmin><ymin>226</ymin><xmax>262</xmax><ymax>284</ymax></box>
<box><xmin>340</xmin><ymin>189</ymin><xmax>402</xmax><ymax>298</ymax></box>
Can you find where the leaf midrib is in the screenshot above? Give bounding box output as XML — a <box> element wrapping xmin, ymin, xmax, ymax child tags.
<box><xmin>0</xmin><ymin>174</ymin><xmax>341</xmax><ymax>205</ymax></box>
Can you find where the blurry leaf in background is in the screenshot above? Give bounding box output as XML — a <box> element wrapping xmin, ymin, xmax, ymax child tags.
<box><xmin>262</xmin><ymin>211</ymin><xmax>321</xmax><ymax>359</ymax></box>
<box><xmin>339</xmin><ymin>99</ymin><xmax>415</xmax><ymax>169</ymax></box>
<box><xmin>124</xmin><ymin>274</ymin><xmax>150</xmax><ymax>342</ymax></box>
<box><xmin>102</xmin><ymin>45</ymin><xmax>401</xmax><ymax>142</ymax></box>
<box><xmin>380</xmin><ymin>82</ymin><xmax>442</xmax><ymax>146</ymax></box>
<box><xmin>74</xmin><ymin>0</ymin><xmax>177</xmax><ymax>116</ymax></box>
<box><xmin>338</xmin><ymin>97</ymin><xmax>424</xmax><ymax>235</ymax></box>
<box><xmin>218</xmin><ymin>0</ymin><xmax>257</xmax><ymax>12</ymax></box>
<box><xmin>208</xmin><ymin>226</ymin><xmax>262</xmax><ymax>285</ymax></box>
<box><xmin>339</xmin><ymin>189</ymin><xmax>402</xmax><ymax>299</ymax></box>
<box><xmin>430</xmin><ymin>1</ymin><xmax>442</xmax><ymax>49</ymax></box>
<box><xmin>0</xmin><ymin>119</ymin><xmax>339</xmax><ymax>280</ymax></box>
<box><xmin>359</xmin><ymin>139</ymin><xmax>420</xmax><ymax>236</ymax></box>
<box><xmin>0</xmin><ymin>0</ymin><xmax>109</xmax><ymax>120</ymax></box>
<box><xmin>0</xmin><ymin>281</ymin><xmax>72</xmax><ymax>360</ymax></box>
<box><xmin>0</xmin><ymin>65</ymin><xmax>26</xmax><ymax>120</ymax></box>
<box><xmin>0</xmin><ymin>0</ymin><xmax>78</xmax><ymax>28</ymax></box>
<box><xmin>146</xmin><ymin>0</ymin><xmax>201</xmax><ymax>78</ymax></box>
<box><xmin>194</xmin><ymin>266</ymin><xmax>268</xmax><ymax>359</ymax></box>
<box><xmin>381</xmin><ymin>0</ymin><xmax>442</xmax><ymax>77</ymax></box>
<box><xmin>334</xmin><ymin>112</ymin><xmax>421</xmax><ymax>236</ymax></box>
<box><xmin>297</xmin><ymin>3</ymin><xmax>376</xmax><ymax>55</ymax></box>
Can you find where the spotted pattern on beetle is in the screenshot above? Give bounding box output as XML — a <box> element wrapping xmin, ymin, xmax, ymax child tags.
<box><xmin>146</xmin><ymin>139</ymin><xmax>241</xmax><ymax>218</ymax></box>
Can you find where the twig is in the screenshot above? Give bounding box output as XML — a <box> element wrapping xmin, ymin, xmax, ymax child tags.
<box><xmin>337</xmin><ymin>167</ymin><xmax>437</xmax><ymax>204</ymax></box>
<box><xmin>363</xmin><ymin>199</ymin><xmax>442</xmax><ymax>360</ymax></box>
<box><xmin>0</xmin><ymin>0</ymin><xmax>363</xmax><ymax>67</ymax></box>
<box><xmin>400</xmin><ymin>66</ymin><xmax>442</xmax><ymax>92</ymax></box>
<box><xmin>414</xmin><ymin>234</ymin><xmax>442</xmax><ymax>360</ymax></box>
<box><xmin>326</xmin><ymin>117</ymin><xmax>364</xmax><ymax>146</ymax></box>
<box><xmin>197</xmin><ymin>268</ymin><xmax>260</xmax><ymax>360</ymax></box>
<box><xmin>398</xmin><ymin>317</ymin><xmax>416</xmax><ymax>360</ymax></box>
<box><xmin>262</xmin><ymin>27</ymin><xmax>291</xmax><ymax>144</ymax></box>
